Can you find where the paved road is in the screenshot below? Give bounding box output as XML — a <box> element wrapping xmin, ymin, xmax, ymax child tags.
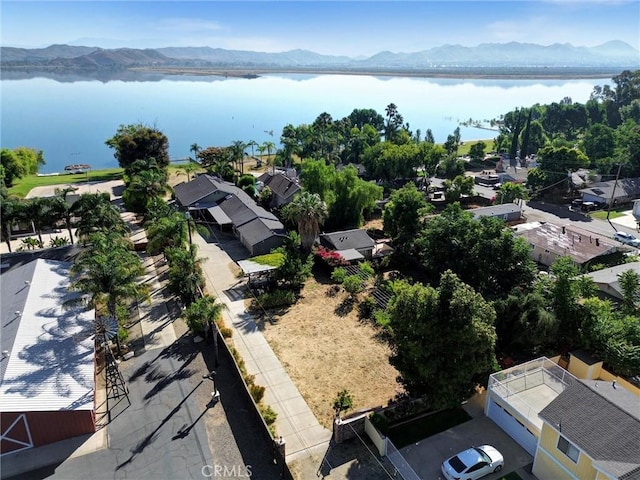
<box><xmin>5</xmin><ymin>252</ymin><xmax>281</xmax><ymax>480</ymax></box>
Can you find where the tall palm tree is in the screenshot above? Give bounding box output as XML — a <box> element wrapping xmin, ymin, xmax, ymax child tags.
<box><xmin>281</xmin><ymin>191</ymin><xmax>328</xmax><ymax>252</ymax></box>
<box><xmin>70</xmin><ymin>232</ymin><xmax>147</xmax><ymax>354</ymax></box>
<box><xmin>262</xmin><ymin>141</ymin><xmax>276</xmax><ymax>173</ymax></box>
<box><xmin>229</xmin><ymin>140</ymin><xmax>247</xmax><ymax>178</ymax></box>
<box><xmin>146</xmin><ymin>211</ymin><xmax>188</xmax><ymax>254</ymax></box>
<box><xmin>24</xmin><ymin>196</ymin><xmax>56</xmax><ymax>245</ymax></box>
<box><xmin>166</xmin><ymin>244</ymin><xmax>205</xmax><ymax>306</ymax></box>
<box><xmin>124</xmin><ymin>168</ymin><xmax>171</xmax><ymax>213</ymax></box>
<box><xmin>72</xmin><ymin>193</ymin><xmax>128</xmax><ymax>241</ymax></box>
<box><xmin>182</xmin><ymin>295</ymin><xmax>224</xmax><ymax>334</ymax></box>
<box><xmin>52</xmin><ymin>186</ymin><xmax>79</xmax><ymax>244</ymax></box>
<box><xmin>0</xmin><ymin>196</ymin><xmax>25</xmax><ymax>252</ymax></box>
<box><xmin>190</xmin><ymin>143</ymin><xmax>201</xmax><ymax>159</ymax></box>
<box><xmin>246</xmin><ymin>140</ymin><xmax>258</xmax><ymax>160</ymax></box>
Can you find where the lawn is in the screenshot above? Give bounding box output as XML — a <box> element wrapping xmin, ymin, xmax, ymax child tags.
<box><xmin>385</xmin><ymin>407</ymin><xmax>472</xmax><ymax>448</ymax></box>
<box><xmin>590</xmin><ymin>210</ymin><xmax>625</xmax><ymax>220</ymax></box>
<box><xmin>260</xmin><ymin>275</ymin><xmax>403</xmax><ymax>428</ymax></box>
<box><xmin>8</xmin><ymin>168</ymin><xmax>124</xmax><ymax>198</ymax></box>
<box><xmin>456</xmin><ymin>138</ymin><xmax>495</xmax><ymax>156</ymax></box>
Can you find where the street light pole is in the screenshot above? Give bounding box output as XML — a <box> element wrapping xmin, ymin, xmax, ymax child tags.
<box><xmin>184</xmin><ymin>210</ymin><xmax>193</xmax><ymax>246</ymax></box>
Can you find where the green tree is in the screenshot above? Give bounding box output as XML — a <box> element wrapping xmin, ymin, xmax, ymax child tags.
<box><xmin>382</xmin><ymin>182</ymin><xmax>431</xmax><ymax>255</ymax></box>
<box><xmin>535</xmin><ymin>145</ymin><xmax>590</xmax><ymax>189</ymax></box>
<box><xmin>273</xmin><ymin>231</ymin><xmax>313</xmax><ymax>289</ymax></box>
<box><xmin>443</xmin><ymin>175</ymin><xmax>474</xmax><ymax>202</ymax></box>
<box><xmin>24</xmin><ymin>196</ymin><xmax>56</xmax><ymax>245</ymax></box>
<box><xmin>281</xmin><ymin>191</ymin><xmax>328</xmax><ymax>252</ymax></box>
<box><xmin>72</xmin><ymin>192</ymin><xmax>128</xmax><ymax>241</ymax></box>
<box><xmin>388</xmin><ymin>271</ymin><xmax>497</xmax><ymax>408</ymax></box>
<box><xmin>437</xmin><ymin>155</ymin><xmax>465</xmax><ymax>180</ymax></box>
<box><xmin>582</xmin><ymin>123</ymin><xmax>616</xmax><ymax>164</ymax></box>
<box><xmin>0</xmin><ymin>196</ymin><xmax>25</xmax><ymax>252</ymax></box>
<box><xmin>123</xmin><ymin>167</ymin><xmax>170</xmax><ymax>214</ymax></box>
<box><xmin>329</xmin><ymin>165</ymin><xmax>383</xmax><ymax>229</ymax></box>
<box><xmin>70</xmin><ymin>232</ymin><xmax>147</xmax><ymax>354</ymax></box>
<box><xmin>1</xmin><ymin>148</ymin><xmax>24</xmax><ymax>187</ymax></box>
<box><xmin>300</xmin><ymin>159</ymin><xmax>336</xmax><ymax>204</ymax></box>
<box><xmin>469</xmin><ymin>141</ymin><xmax>486</xmax><ymax>160</ymax></box>
<box><xmin>618</xmin><ymin>269</ymin><xmax>640</xmax><ymax>315</ymax></box>
<box><xmin>229</xmin><ymin>140</ymin><xmax>247</xmax><ymax>178</ymax></box>
<box><xmin>146</xmin><ymin>211</ymin><xmax>189</xmax><ymax>254</ymax></box>
<box><xmin>166</xmin><ymin>244</ymin><xmax>206</xmax><ymax>306</ymax></box>
<box><xmin>333</xmin><ymin>389</ymin><xmax>354</xmax><ymax>419</ymax></box>
<box><xmin>496</xmin><ymin>182</ymin><xmax>528</xmax><ymax>205</ymax></box>
<box><xmin>51</xmin><ymin>186</ymin><xmax>79</xmax><ymax>245</ymax></box>
<box><xmin>415</xmin><ymin>203</ymin><xmax>536</xmax><ymax>299</ymax></box>
<box><xmin>183</xmin><ymin>295</ymin><xmax>224</xmax><ymax>334</ymax></box>
<box><xmin>105</xmin><ymin>123</ymin><xmax>170</xmax><ymax>173</ymax></box>
<box><xmin>550</xmin><ymin>256</ymin><xmax>581</xmax><ymax>345</ymax></box>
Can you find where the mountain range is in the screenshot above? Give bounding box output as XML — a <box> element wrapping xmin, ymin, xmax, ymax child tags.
<box><xmin>2</xmin><ymin>41</ymin><xmax>638</xmax><ymax>72</ymax></box>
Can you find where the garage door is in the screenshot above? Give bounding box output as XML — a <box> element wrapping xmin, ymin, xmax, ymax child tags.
<box><xmin>487</xmin><ymin>398</ymin><xmax>538</xmax><ymax>456</ymax></box>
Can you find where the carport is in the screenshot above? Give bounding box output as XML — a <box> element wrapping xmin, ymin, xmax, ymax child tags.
<box><xmin>400</xmin><ymin>416</ymin><xmax>533</xmax><ymax>480</ymax></box>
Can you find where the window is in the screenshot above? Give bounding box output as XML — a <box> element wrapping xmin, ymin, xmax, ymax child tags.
<box><xmin>557</xmin><ymin>435</ymin><xmax>580</xmax><ymax>463</ymax></box>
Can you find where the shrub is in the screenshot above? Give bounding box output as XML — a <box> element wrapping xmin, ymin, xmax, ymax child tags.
<box><xmin>374</xmin><ymin>310</ymin><xmax>391</xmax><ymax>330</ymax></box>
<box><xmin>358</xmin><ymin>296</ymin><xmax>377</xmax><ymax>319</ymax></box>
<box><xmin>359</xmin><ymin>261</ymin><xmax>375</xmax><ymax>278</ymax></box>
<box><xmin>331</xmin><ymin>267</ymin><xmax>347</xmax><ymax>284</ymax></box>
<box><xmin>259</xmin><ymin>404</ymin><xmax>278</xmax><ymax>426</ymax></box>
<box><xmin>315</xmin><ymin>246</ymin><xmax>349</xmax><ymax>267</ymax></box>
<box><xmin>218</xmin><ymin>325</ymin><xmax>233</xmax><ymax>338</ymax></box>
<box><xmin>343</xmin><ymin>275</ymin><xmax>364</xmax><ymax>297</ymax></box>
<box><xmin>250</xmin><ymin>383</ymin><xmax>266</xmax><ymax>403</ymax></box>
<box><xmin>333</xmin><ymin>389</ymin><xmax>354</xmax><ymax>418</ymax></box>
<box><xmin>255</xmin><ymin>289</ymin><xmax>296</xmax><ymax>308</ymax></box>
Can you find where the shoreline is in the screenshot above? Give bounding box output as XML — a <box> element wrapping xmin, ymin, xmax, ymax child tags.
<box><xmin>129</xmin><ymin>66</ymin><xmax>621</xmax><ymax>80</ymax></box>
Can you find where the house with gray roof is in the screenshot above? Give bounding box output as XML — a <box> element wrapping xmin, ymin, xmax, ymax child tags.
<box><xmin>257</xmin><ymin>171</ymin><xmax>301</xmax><ymax>208</ymax></box>
<box><xmin>579</xmin><ymin>177</ymin><xmax>640</xmax><ymax>207</ymax></box>
<box><xmin>533</xmin><ymin>379</ymin><xmax>640</xmax><ymax>480</ymax></box>
<box><xmin>584</xmin><ymin>262</ymin><xmax>640</xmax><ymax>302</ymax></box>
<box><xmin>319</xmin><ymin>229</ymin><xmax>375</xmax><ymax>262</ymax></box>
<box><xmin>470</xmin><ymin>203</ymin><xmax>522</xmax><ymax>223</ymax></box>
<box><xmin>174</xmin><ymin>175</ymin><xmax>285</xmax><ymax>256</ymax></box>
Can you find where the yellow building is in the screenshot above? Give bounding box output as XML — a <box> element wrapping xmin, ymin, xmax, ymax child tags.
<box><xmin>532</xmin><ymin>379</ymin><xmax>640</xmax><ymax>480</ymax></box>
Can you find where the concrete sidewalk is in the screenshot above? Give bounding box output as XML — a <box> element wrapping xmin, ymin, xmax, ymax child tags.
<box><xmin>193</xmin><ymin>230</ymin><xmax>332</xmax><ymax>462</ymax></box>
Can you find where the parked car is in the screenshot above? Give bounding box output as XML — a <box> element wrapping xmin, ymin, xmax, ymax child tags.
<box><xmin>441</xmin><ymin>445</ymin><xmax>504</xmax><ymax>480</ymax></box>
<box><xmin>613</xmin><ymin>231</ymin><xmax>640</xmax><ymax>248</ymax></box>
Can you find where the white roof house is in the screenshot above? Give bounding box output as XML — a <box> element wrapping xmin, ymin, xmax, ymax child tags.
<box><xmin>0</xmin><ymin>257</ymin><xmax>96</xmax><ymax>454</ymax></box>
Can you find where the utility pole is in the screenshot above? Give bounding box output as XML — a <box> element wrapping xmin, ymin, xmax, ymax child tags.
<box><xmin>606</xmin><ymin>163</ymin><xmax>622</xmax><ymax>231</ymax></box>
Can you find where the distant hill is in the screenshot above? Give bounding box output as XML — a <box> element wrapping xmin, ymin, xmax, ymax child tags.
<box><xmin>2</xmin><ymin>41</ymin><xmax>638</xmax><ymax>72</ymax></box>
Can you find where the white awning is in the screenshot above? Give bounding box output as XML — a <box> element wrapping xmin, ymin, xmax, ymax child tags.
<box><xmin>237</xmin><ymin>259</ymin><xmax>278</xmax><ymax>276</ymax></box>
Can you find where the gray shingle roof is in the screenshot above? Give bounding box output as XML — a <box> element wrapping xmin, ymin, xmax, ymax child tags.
<box><xmin>579</xmin><ymin>177</ymin><xmax>640</xmax><ymax>201</ymax></box>
<box><xmin>539</xmin><ymin>379</ymin><xmax>640</xmax><ymax>479</ymax></box>
<box><xmin>470</xmin><ymin>203</ymin><xmax>522</xmax><ymax>219</ymax></box>
<box><xmin>320</xmin><ymin>229</ymin><xmax>375</xmax><ymax>251</ymax></box>
<box><xmin>173</xmin><ymin>175</ymin><xmax>237</xmax><ymax>207</ymax></box>
<box><xmin>258</xmin><ymin>172</ymin><xmax>300</xmax><ymax>200</ymax></box>
<box><xmin>236</xmin><ymin>217</ymin><xmax>285</xmax><ymax>246</ymax></box>
<box><xmin>584</xmin><ymin>262</ymin><xmax>640</xmax><ymax>300</ymax></box>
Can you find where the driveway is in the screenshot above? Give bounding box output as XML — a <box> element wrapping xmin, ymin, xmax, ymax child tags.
<box><xmin>400</xmin><ymin>416</ymin><xmax>533</xmax><ymax>480</ymax></box>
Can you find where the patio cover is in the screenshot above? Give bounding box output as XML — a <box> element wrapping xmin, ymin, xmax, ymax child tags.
<box><xmin>335</xmin><ymin>249</ymin><xmax>364</xmax><ymax>261</ymax></box>
<box><xmin>207</xmin><ymin>205</ymin><xmax>232</xmax><ymax>225</ymax></box>
<box><xmin>237</xmin><ymin>259</ymin><xmax>278</xmax><ymax>276</ymax></box>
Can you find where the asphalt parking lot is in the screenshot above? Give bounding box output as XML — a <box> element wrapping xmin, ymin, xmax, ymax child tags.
<box><xmin>400</xmin><ymin>416</ymin><xmax>533</xmax><ymax>480</ymax></box>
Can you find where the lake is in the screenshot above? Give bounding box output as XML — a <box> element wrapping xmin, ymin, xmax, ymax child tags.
<box><xmin>1</xmin><ymin>72</ymin><xmax>606</xmax><ymax>174</ymax></box>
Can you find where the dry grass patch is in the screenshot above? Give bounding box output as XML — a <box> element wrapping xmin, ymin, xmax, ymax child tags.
<box><xmin>261</xmin><ymin>276</ymin><xmax>402</xmax><ymax>428</ymax></box>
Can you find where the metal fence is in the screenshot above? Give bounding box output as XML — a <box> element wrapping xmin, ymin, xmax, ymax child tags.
<box><xmin>385</xmin><ymin>438</ymin><xmax>421</xmax><ymax>480</ymax></box>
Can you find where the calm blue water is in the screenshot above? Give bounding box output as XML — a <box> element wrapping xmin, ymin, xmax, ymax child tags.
<box><xmin>1</xmin><ymin>73</ymin><xmax>604</xmax><ymax>173</ymax></box>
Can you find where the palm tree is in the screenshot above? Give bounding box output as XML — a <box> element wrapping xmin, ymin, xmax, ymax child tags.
<box><xmin>229</xmin><ymin>140</ymin><xmax>247</xmax><ymax>178</ymax></box>
<box><xmin>166</xmin><ymin>244</ymin><xmax>206</xmax><ymax>306</ymax></box>
<box><xmin>262</xmin><ymin>141</ymin><xmax>276</xmax><ymax>173</ymax></box>
<box><xmin>24</xmin><ymin>196</ymin><xmax>56</xmax><ymax>245</ymax></box>
<box><xmin>182</xmin><ymin>295</ymin><xmax>224</xmax><ymax>334</ymax></box>
<box><xmin>281</xmin><ymin>191</ymin><xmax>328</xmax><ymax>252</ymax></box>
<box><xmin>190</xmin><ymin>143</ymin><xmax>202</xmax><ymax>159</ymax></box>
<box><xmin>180</xmin><ymin>160</ymin><xmax>200</xmax><ymax>181</ymax></box>
<box><xmin>52</xmin><ymin>186</ymin><xmax>78</xmax><ymax>244</ymax></box>
<box><xmin>0</xmin><ymin>196</ymin><xmax>25</xmax><ymax>252</ymax></box>
<box><xmin>146</xmin><ymin>211</ymin><xmax>189</xmax><ymax>255</ymax></box>
<box><xmin>256</xmin><ymin>144</ymin><xmax>267</xmax><ymax>168</ymax></box>
<box><xmin>72</xmin><ymin>193</ymin><xmax>128</xmax><ymax>241</ymax></box>
<box><xmin>246</xmin><ymin>140</ymin><xmax>258</xmax><ymax>160</ymax></box>
<box><xmin>70</xmin><ymin>232</ymin><xmax>147</xmax><ymax>354</ymax></box>
<box><xmin>124</xmin><ymin>168</ymin><xmax>171</xmax><ymax>214</ymax></box>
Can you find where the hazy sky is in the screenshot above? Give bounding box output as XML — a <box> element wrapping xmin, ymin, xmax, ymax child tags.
<box><xmin>2</xmin><ymin>1</ymin><xmax>639</xmax><ymax>57</ymax></box>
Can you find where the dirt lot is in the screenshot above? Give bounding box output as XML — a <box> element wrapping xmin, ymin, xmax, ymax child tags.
<box><xmin>260</xmin><ymin>275</ymin><xmax>403</xmax><ymax>428</ymax></box>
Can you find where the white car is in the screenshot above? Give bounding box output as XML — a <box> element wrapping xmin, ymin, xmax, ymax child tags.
<box><xmin>613</xmin><ymin>231</ymin><xmax>640</xmax><ymax>248</ymax></box>
<box><xmin>441</xmin><ymin>445</ymin><xmax>504</xmax><ymax>480</ymax></box>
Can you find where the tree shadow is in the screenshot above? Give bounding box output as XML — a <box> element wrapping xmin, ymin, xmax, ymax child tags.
<box><xmin>334</xmin><ymin>297</ymin><xmax>355</xmax><ymax>317</ymax></box>
<box><xmin>116</xmin><ymin>380</ymin><xmax>203</xmax><ymax>470</ymax></box>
